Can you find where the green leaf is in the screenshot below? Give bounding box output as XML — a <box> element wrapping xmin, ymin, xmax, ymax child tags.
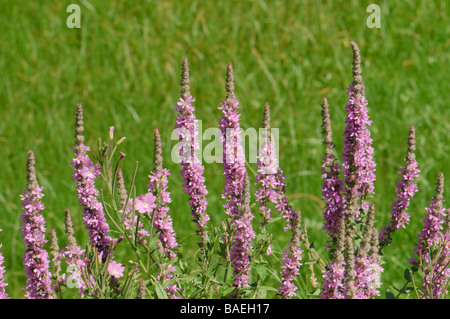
<box><xmin>221</xmin><ymin>286</ymin><xmax>236</xmax><ymax>296</ymax></box>
<box><xmin>404</xmin><ymin>268</ymin><xmax>412</xmax><ymax>281</ymax></box>
<box><xmin>308</xmin><ymin>288</ymin><xmax>321</xmax><ymax>296</ymax></box>
<box><xmin>385</xmin><ymin>291</ymin><xmax>395</xmax><ymax>299</ymax></box>
<box><xmin>154</xmin><ymin>280</ymin><xmax>168</xmax><ymax>299</ymax></box>
<box><xmin>254</xmin><ymin>263</ymin><xmax>268</xmax><ymax>281</ymax></box>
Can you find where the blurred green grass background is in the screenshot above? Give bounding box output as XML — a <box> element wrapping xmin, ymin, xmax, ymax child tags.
<box><xmin>0</xmin><ymin>0</ymin><xmax>449</xmax><ymax>298</ymax></box>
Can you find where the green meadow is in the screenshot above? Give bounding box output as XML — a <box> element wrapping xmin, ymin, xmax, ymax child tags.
<box><xmin>0</xmin><ymin>0</ymin><xmax>449</xmax><ymax>298</ymax></box>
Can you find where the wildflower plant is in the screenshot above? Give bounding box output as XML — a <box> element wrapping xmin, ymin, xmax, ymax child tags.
<box><xmin>2</xmin><ymin>42</ymin><xmax>449</xmax><ymax>300</ymax></box>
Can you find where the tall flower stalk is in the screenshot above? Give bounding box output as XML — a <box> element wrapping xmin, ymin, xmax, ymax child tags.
<box><xmin>379</xmin><ymin>125</ymin><xmax>419</xmax><ymax>248</ymax></box>
<box><xmin>174</xmin><ymin>58</ymin><xmax>209</xmax><ymax>251</ymax></box>
<box><xmin>147</xmin><ymin>128</ymin><xmax>178</xmax><ymax>259</ymax></box>
<box><xmin>278</xmin><ymin>210</ymin><xmax>303</xmax><ymax>298</ymax></box>
<box><xmin>20</xmin><ymin>150</ymin><xmax>53</xmax><ymax>299</ymax></box>
<box><xmin>219</xmin><ymin>63</ymin><xmax>247</xmax><ymax>220</ymax></box>
<box><xmin>147</xmin><ymin>129</ymin><xmax>180</xmax><ymax>298</ymax></box>
<box><xmin>230</xmin><ymin>172</ymin><xmax>255</xmax><ymax>288</ymax></box>
<box><xmin>410</xmin><ymin>172</ymin><xmax>449</xmax><ymax>298</ymax></box>
<box><xmin>320</xmin><ymin>97</ymin><xmax>345</xmax><ymax>242</ymax></box>
<box><xmin>341</xmin><ymin>41</ymin><xmax>376</xmax><ymax>231</ymax></box>
<box><xmin>71</xmin><ymin>104</ymin><xmax>112</xmax><ymax>259</ymax></box>
<box><xmin>255</xmin><ymin>102</ymin><xmax>279</xmax><ymax>229</ymax></box>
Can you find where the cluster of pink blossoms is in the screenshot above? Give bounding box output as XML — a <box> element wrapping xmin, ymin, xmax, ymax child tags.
<box><xmin>174</xmin><ymin>65</ymin><xmax>209</xmax><ymax>248</ymax></box>
<box><xmin>20</xmin><ymin>151</ymin><xmax>53</xmax><ymax>299</ymax></box>
<box><xmin>380</xmin><ymin>125</ymin><xmax>419</xmax><ymax>246</ymax></box>
<box><xmin>255</xmin><ymin>103</ymin><xmax>279</xmax><ymax>227</ymax></box>
<box><xmin>219</xmin><ymin>63</ymin><xmax>255</xmax><ymax>288</ymax></box>
<box><xmin>71</xmin><ymin>104</ymin><xmax>112</xmax><ymax>259</ymax></box>
<box><xmin>278</xmin><ymin>243</ymin><xmax>303</xmax><ymax>298</ymax></box>
<box><xmin>410</xmin><ymin>173</ymin><xmax>450</xmax><ymax>298</ymax></box>
<box><xmin>147</xmin><ymin>164</ymin><xmax>178</xmax><ymax>259</ymax></box>
<box><xmin>341</xmin><ymin>85</ymin><xmax>376</xmax><ymax>213</ymax></box>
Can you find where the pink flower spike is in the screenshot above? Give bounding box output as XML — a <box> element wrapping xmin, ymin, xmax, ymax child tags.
<box><xmin>134</xmin><ymin>193</ymin><xmax>157</xmax><ymax>214</ymax></box>
<box><xmin>108</xmin><ymin>261</ymin><xmax>124</xmax><ymax>279</ymax></box>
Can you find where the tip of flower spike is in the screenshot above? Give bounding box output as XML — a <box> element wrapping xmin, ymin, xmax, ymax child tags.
<box><xmin>349</xmin><ymin>41</ymin><xmax>365</xmax><ymax>98</ymax></box>
<box><xmin>74</xmin><ymin>103</ymin><xmax>85</xmax><ymax>146</ymax></box>
<box><xmin>262</xmin><ymin>102</ymin><xmax>271</xmax><ymax>130</ymax></box>
<box><xmin>435</xmin><ymin>172</ymin><xmax>444</xmax><ymax>200</ymax></box>
<box><xmin>180</xmin><ymin>57</ymin><xmax>190</xmax><ymax>99</ymax></box>
<box><xmin>320</xmin><ymin>97</ymin><xmax>333</xmax><ymax>147</ymax></box>
<box><xmin>153</xmin><ymin>128</ymin><xmax>163</xmax><ymax>170</ymax></box>
<box><xmin>26</xmin><ymin>150</ymin><xmax>37</xmax><ymax>189</ymax></box>
<box><xmin>225</xmin><ymin>62</ymin><xmax>235</xmax><ymax>102</ymax></box>
<box><xmin>407</xmin><ymin>125</ymin><xmax>416</xmax><ymax>155</ymax></box>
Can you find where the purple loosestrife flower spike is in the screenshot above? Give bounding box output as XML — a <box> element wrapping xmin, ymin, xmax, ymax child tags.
<box><xmin>273</xmin><ymin>168</ymin><xmax>297</xmax><ymax>232</ymax></box>
<box><xmin>342</xmin><ymin>42</ymin><xmax>376</xmax><ymax>229</ymax></box>
<box><xmin>0</xmin><ymin>229</ymin><xmax>9</xmax><ymax>299</ymax></box>
<box><xmin>175</xmin><ymin>58</ymin><xmax>209</xmax><ymax>250</ymax></box>
<box><xmin>278</xmin><ymin>210</ymin><xmax>304</xmax><ymax>299</ymax></box>
<box><xmin>230</xmin><ymin>172</ymin><xmax>255</xmax><ymax>288</ymax></box>
<box><xmin>219</xmin><ymin>63</ymin><xmax>247</xmax><ymax>219</ymax></box>
<box><xmin>410</xmin><ymin>172</ymin><xmax>448</xmax><ymax>298</ymax></box>
<box><xmin>321</xmin><ymin>218</ymin><xmax>346</xmax><ymax>299</ymax></box>
<box><xmin>147</xmin><ymin>129</ymin><xmax>180</xmax><ymax>298</ymax></box>
<box><xmin>20</xmin><ymin>151</ymin><xmax>53</xmax><ymax>299</ymax></box>
<box><xmin>147</xmin><ymin>129</ymin><xmax>178</xmax><ymax>260</ymax></box>
<box><xmin>71</xmin><ymin>104</ymin><xmax>112</xmax><ymax>260</ymax></box>
<box><xmin>255</xmin><ymin>102</ymin><xmax>279</xmax><ymax>228</ymax></box>
<box><xmin>380</xmin><ymin>125</ymin><xmax>419</xmax><ymax>247</ymax></box>
<box><xmin>320</xmin><ymin>97</ymin><xmax>345</xmax><ymax>241</ymax></box>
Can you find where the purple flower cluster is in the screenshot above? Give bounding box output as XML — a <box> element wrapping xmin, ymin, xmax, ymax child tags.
<box><xmin>273</xmin><ymin>169</ymin><xmax>297</xmax><ymax>232</ymax></box>
<box><xmin>410</xmin><ymin>173</ymin><xmax>449</xmax><ymax>298</ymax></box>
<box><xmin>148</xmin><ymin>129</ymin><xmax>178</xmax><ymax>260</ymax></box>
<box><xmin>175</xmin><ymin>59</ymin><xmax>209</xmax><ymax>248</ymax></box>
<box><xmin>320</xmin><ymin>97</ymin><xmax>345</xmax><ymax>239</ymax></box>
<box><xmin>354</xmin><ymin>255</ymin><xmax>383</xmax><ymax>298</ymax></box>
<box><xmin>71</xmin><ymin>104</ymin><xmax>112</xmax><ymax>259</ymax></box>
<box><xmin>321</xmin><ymin>260</ymin><xmax>345</xmax><ymax>299</ymax></box>
<box><xmin>278</xmin><ymin>242</ymin><xmax>303</xmax><ymax>298</ymax></box>
<box><xmin>20</xmin><ymin>151</ymin><xmax>53</xmax><ymax>299</ymax></box>
<box><xmin>175</xmin><ymin>95</ymin><xmax>209</xmax><ymax>229</ymax></box>
<box><xmin>278</xmin><ymin>209</ymin><xmax>304</xmax><ymax>298</ymax></box>
<box><xmin>380</xmin><ymin>125</ymin><xmax>419</xmax><ymax>246</ymax></box>
<box><xmin>229</xmin><ymin>173</ymin><xmax>255</xmax><ymax>288</ymax></box>
<box><xmin>0</xmin><ymin>230</ymin><xmax>8</xmax><ymax>299</ymax></box>
<box><xmin>341</xmin><ymin>42</ymin><xmax>376</xmax><ymax>222</ymax></box>
<box><xmin>219</xmin><ymin>64</ymin><xmax>256</xmax><ymax>288</ymax></box>
<box><xmin>255</xmin><ymin>103</ymin><xmax>279</xmax><ymax>227</ymax></box>
<box><xmin>219</xmin><ymin>63</ymin><xmax>247</xmax><ymax>220</ymax></box>
<box><xmin>341</xmin><ymin>85</ymin><xmax>376</xmax><ymax>213</ymax></box>
<box><xmin>321</xmin><ymin>43</ymin><xmax>383</xmax><ymax>299</ymax></box>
